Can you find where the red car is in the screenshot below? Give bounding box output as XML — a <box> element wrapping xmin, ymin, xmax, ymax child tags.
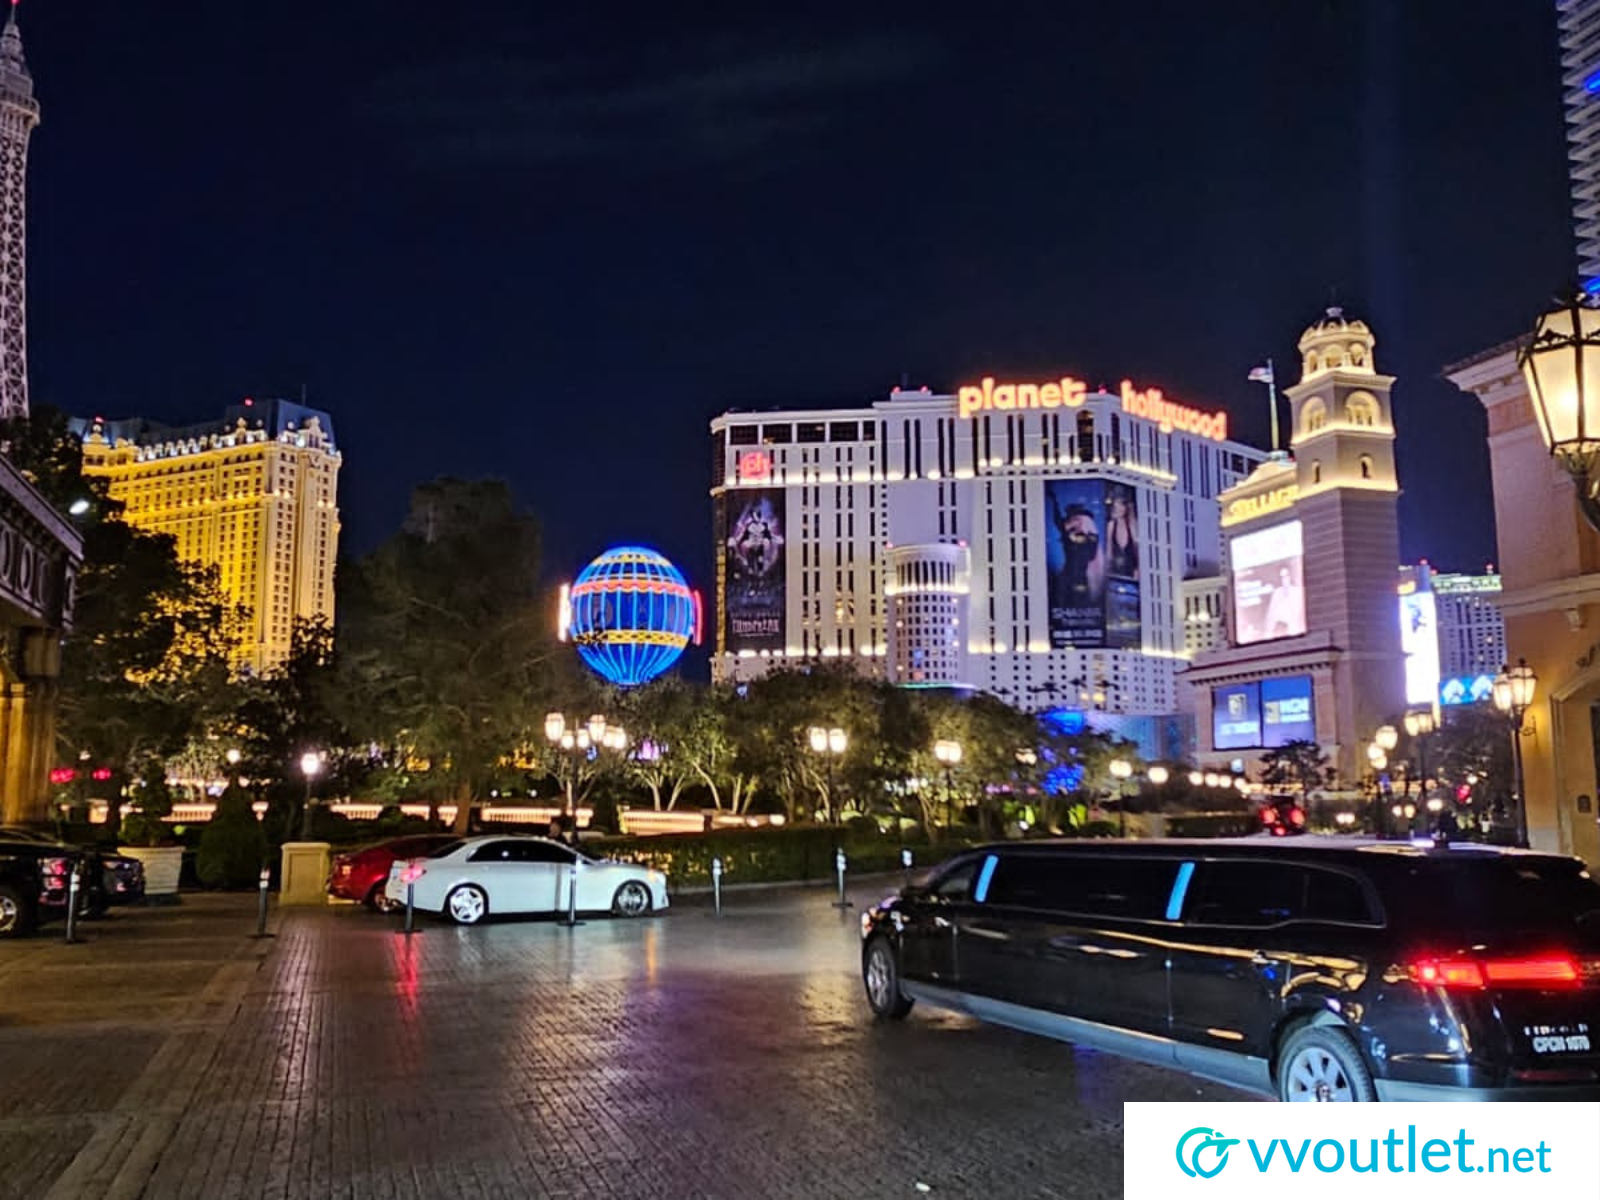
<box><xmin>328</xmin><ymin>835</ymin><xmax>459</xmax><ymax>909</ymax></box>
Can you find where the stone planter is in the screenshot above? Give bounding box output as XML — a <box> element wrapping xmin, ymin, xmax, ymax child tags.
<box><xmin>119</xmin><ymin>845</ymin><xmax>185</xmax><ymax>900</ymax></box>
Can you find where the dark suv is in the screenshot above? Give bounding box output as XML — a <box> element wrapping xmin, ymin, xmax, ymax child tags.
<box><xmin>0</xmin><ymin>838</ymin><xmax>89</xmax><ymax>938</ymax></box>
<box><xmin>860</xmin><ymin>838</ymin><xmax>1600</xmax><ymax>1101</ymax></box>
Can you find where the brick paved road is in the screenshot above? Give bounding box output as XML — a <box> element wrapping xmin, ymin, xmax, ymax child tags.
<box><xmin>0</xmin><ymin>881</ymin><xmax>1251</xmax><ymax>1199</ymax></box>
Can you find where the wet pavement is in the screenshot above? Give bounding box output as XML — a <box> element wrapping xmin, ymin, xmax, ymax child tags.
<box><xmin>0</xmin><ymin>881</ymin><xmax>1250</xmax><ymax>1199</ymax></box>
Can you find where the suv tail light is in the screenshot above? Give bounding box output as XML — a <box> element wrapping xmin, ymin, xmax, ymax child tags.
<box><xmin>1408</xmin><ymin>954</ymin><xmax>1583</xmax><ymax>990</ymax></box>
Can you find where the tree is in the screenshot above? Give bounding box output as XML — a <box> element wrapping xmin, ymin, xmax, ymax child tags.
<box><xmin>4</xmin><ymin>408</ymin><xmax>245</xmax><ymax>836</ymax></box>
<box><xmin>338</xmin><ymin>478</ymin><xmax>553</xmax><ymax>833</ymax></box>
<box><xmin>1259</xmin><ymin>739</ymin><xmax>1330</xmax><ymax>804</ymax></box>
<box><xmin>617</xmin><ymin>677</ymin><xmax>701</xmax><ymax>811</ymax></box>
<box><xmin>1425</xmin><ymin>707</ymin><xmax>1514</xmax><ymax>818</ymax></box>
<box><xmin>677</xmin><ymin>688</ymin><xmax>757</xmax><ymax>814</ymax></box>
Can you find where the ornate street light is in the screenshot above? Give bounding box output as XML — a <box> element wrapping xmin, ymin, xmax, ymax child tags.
<box><xmin>1403</xmin><ymin>708</ymin><xmax>1437</xmax><ymax>813</ymax></box>
<box><xmin>808</xmin><ymin>726</ymin><xmax>848</xmax><ymax>822</ymax></box>
<box><xmin>547</xmin><ymin>712</ymin><xmax>623</xmax><ymax>843</ymax></box>
<box><xmin>1520</xmin><ymin>292</ymin><xmax>1600</xmax><ymax>530</ymax></box>
<box><xmin>1147</xmin><ymin>765</ymin><xmax>1170</xmax><ymax>786</ymax></box>
<box><xmin>1108</xmin><ymin>758</ymin><xmax>1133</xmax><ymax>837</ymax></box>
<box><xmin>297</xmin><ymin>750</ymin><xmax>323</xmax><ymax>839</ymax></box>
<box><xmin>1188</xmin><ymin>770</ymin><xmax>1204</xmax><ymax>787</ymax></box>
<box><xmin>1374</xmin><ymin>725</ymin><xmax>1399</xmax><ymax>753</ymax></box>
<box><xmin>1493</xmin><ymin>659</ymin><xmax>1538</xmax><ymax>848</ymax></box>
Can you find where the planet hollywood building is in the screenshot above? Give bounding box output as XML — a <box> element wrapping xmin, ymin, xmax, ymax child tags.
<box><xmin>709</xmin><ymin>374</ymin><xmax>1267</xmax><ymax>739</ymax></box>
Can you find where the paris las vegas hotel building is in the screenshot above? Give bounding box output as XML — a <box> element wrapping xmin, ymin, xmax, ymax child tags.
<box><xmin>710</xmin><ymin>367</ymin><xmax>1269</xmax><ymax>752</ymax></box>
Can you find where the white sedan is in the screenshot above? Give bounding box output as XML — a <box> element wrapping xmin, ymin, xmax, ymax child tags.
<box><xmin>384</xmin><ymin>835</ymin><xmax>668</xmax><ymax>925</ymax></box>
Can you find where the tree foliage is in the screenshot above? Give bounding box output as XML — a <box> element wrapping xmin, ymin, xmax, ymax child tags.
<box><xmin>1258</xmin><ymin>739</ymin><xmax>1331</xmax><ymax>801</ymax></box>
<box><xmin>338</xmin><ymin>478</ymin><xmax>554</xmax><ymax>832</ymax></box>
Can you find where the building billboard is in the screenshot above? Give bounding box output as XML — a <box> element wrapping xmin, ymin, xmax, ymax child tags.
<box><xmin>1399</xmin><ymin>588</ymin><xmax>1441</xmax><ymax>707</ymax></box>
<box><xmin>723</xmin><ymin>488</ymin><xmax>786</xmax><ymax>652</ymax></box>
<box><xmin>1231</xmin><ymin>519</ymin><xmax>1306</xmax><ymax>645</ymax></box>
<box><xmin>1213</xmin><ymin>683</ymin><xmax>1263</xmax><ymax>750</ymax></box>
<box><xmin>1261</xmin><ymin>675</ymin><xmax>1316</xmax><ymax>747</ymax></box>
<box><xmin>1045</xmin><ymin>478</ymin><xmax>1141</xmax><ymax>650</ymax></box>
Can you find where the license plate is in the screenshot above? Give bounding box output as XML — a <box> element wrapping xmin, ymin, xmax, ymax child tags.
<box><xmin>1525</xmin><ymin>1021</ymin><xmax>1591</xmax><ymax>1054</ymax></box>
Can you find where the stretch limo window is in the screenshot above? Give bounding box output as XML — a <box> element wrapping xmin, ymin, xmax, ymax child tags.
<box><xmin>982</xmin><ymin>854</ymin><xmax>1178</xmax><ymax>920</ymax></box>
<box><xmin>1186</xmin><ymin>861</ymin><xmax>1375</xmax><ymax>927</ymax></box>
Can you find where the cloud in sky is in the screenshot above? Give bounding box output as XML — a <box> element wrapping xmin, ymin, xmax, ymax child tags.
<box><xmin>361</xmin><ymin>29</ymin><xmax>943</xmax><ymax>174</ymax></box>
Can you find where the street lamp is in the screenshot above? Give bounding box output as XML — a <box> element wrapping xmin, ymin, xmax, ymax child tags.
<box><xmin>1403</xmin><ymin>708</ymin><xmax>1437</xmax><ymax>817</ymax></box>
<box><xmin>1108</xmin><ymin>758</ymin><xmax>1133</xmax><ymax>837</ymax></box>
<box><xmin>1188</xmin><ymin>770</ymin><xmax>1204</xmax><ymax>787</ymax></box>
<box><xmin>1493</xmin><ymin>659</ymin><xmax>1538</xmax><ymax>847</ymax></box>
<box><xmin>1519</xmin><ymin>292</ymin><xmax>1600</xmax><ymax>531</ymax></box>
<box><xmin>808</xmin><ymin>726</ymin><xmax>848</xmax><ymax>822</ymax></box>
<box><xmin>297</xmin><ymin>750</ymin><xmax>322</xmax><ymax>839</ymax></box>
<box><xmin>1147</xmin><ymin>765</ymin><xmax>1169</xmax><ymax>787</ymax></box>
<box><xmin>933</xmin><ymin>739</ymin><xmax>962</xmax><ymax>833</ymax></box>
<box><xmin>1374</xmin><ymin>725</ymin><xmax>1399</xmax><ymax>753</ymax></box>
<box><xmin>545</xmin><ymin>712</ymin><xmax>625</xmax><ymax>843</ymax></box>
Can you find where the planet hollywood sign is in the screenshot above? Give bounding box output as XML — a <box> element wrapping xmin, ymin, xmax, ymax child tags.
<box><xmin>956</xmin><ymin>376</ymin><xmax>1229</xmax><ymax>442</ymax></box>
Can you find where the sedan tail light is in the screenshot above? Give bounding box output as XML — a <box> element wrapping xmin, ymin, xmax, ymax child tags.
<box><xmin>1408</xmin><ymin>954</ymin><xmax>1584</xmax><ymax>990</ymax></box>
<box><xmin>399</xmin><ymin>862</ymin><xmax>426</xmax><ymax>884</ymax></box>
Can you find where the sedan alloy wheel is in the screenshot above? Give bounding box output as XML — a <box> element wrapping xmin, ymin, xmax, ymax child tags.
<box><xmin>445</xmin><ymin>884</ymin><xmax>488</xmax><ymax>925</ymax></box>
<box><xmin>611</xmin><ymin>880</ymin><xmax>651</xmax><ymax>917</ymax></box>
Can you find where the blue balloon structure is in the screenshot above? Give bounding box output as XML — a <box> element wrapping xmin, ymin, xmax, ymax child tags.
<box><xmin>566</xmin><ymin>546</ymin><xmax>699</xmax><ymax>687</ymax></box>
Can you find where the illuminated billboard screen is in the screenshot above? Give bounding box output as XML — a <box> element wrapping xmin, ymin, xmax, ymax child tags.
<box><xmin>1213</xmin><ymin>683</ymin><xmax>1262</xmax><ymax>750</ymax></box>
<box><xmin>1044</xmin><ymin>479</ymin><xmax>1141</xmax><ymax>650</ymax></box>
<box><xmin>1440</xmin><ymin>674</ymin><xmax>1496</xmax><ymax>706</ymax></box>
<box><xmin>1399</xmin><ymin>589</ymin><xmax>1441</xmax><ymax>707</ymax></box>
<box><xmin>1231</xmin><ymin>520</ymin><xmax>1306</xmax><ymax>645</ymax></box>
<box><xmin>1261</xmin><ymin>676</ymin><xmax>1315</xmax><ymax>747</ymax></box>
<box><xmin>723</xmin><ymin>489</ymin><xmax>786</xmax><ymax>652</ymax></box>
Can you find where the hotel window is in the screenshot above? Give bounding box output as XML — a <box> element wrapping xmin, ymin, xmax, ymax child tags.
<box><xmin>763</xmin><ymin>424</ymin><xmax>792</xmax><ymax>444</ymax></box>
<box><xmin>797</xmin><ymin>422</ymin><xmax>826</xmax><ymax>444</ymax></box>
<box><xmin>829</xmin><ymin>421</ymin><xmax>858</xmax><ymax>441</ymax></box>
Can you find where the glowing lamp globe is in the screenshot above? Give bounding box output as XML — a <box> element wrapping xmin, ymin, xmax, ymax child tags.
<box><xmin>565</xmin><ymin>546</ymin><xmax>699</xmax><ymax>687</ymax></box>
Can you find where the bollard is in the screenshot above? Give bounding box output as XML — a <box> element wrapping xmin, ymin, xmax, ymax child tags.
<box><xmin>250</xmin><ymin>865</ymin><xmax>275</xmax><ymax>939</ymax></box>
<box><xmin>901</xmin><ymin>847</ymin><xmax>913</xmax><ymax>891</ymax></box>
<box><xmin>831</xmin><ymin>848</ymin><xmax>852</xmax><ymax>910</ymax></box>
<box><xmin>62</xmin><ymin>860</ymin><xmax>83</xmax><ymax>944</ymax></box>
<box><xmin>403</xmin><ymin>880</ymin><xmax>417</xmax><ymax>936</ymax></box>
<box><xmin>559</xmin><ymin>861</ymin><xmax>584</xmax><ymax>928</ymax></box>
<box><xmin>711</xmin><ymin>856</ymin><xmax>724</xmax><ymax>917</ymax></box>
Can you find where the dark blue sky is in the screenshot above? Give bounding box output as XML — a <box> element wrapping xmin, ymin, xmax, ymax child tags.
<box><xmin>22</xmin><ymin>1</ymin><xmax>1573</xmax><ymax>591</ymax></box>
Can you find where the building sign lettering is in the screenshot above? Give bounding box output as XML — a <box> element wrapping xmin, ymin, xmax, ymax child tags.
<box><xmin>956</xmin><ymin>375</ymin><xmax>1228</xmax><ymax>442</ymax></box>
<box><xmin>1223</xmin><ymin>484</ymin><xmax>1298</xmax><ymax>526</ymax></box>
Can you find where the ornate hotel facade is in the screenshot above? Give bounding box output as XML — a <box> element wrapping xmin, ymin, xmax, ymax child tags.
<box><xmin>709</xmin><ymin>374</ymin><xmax>1266</xmax><ymax>743</ymax></box>
<box><xmin>77</xmin><ymin>398</ymin><xmax>341</xmax><ymax>674</ymax></box>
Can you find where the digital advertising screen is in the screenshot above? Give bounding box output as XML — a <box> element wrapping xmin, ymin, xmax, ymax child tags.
<box><xmin>1212</xmin><ymin>683</ymin><xmax>1263</xmax><ymax>750</ymax></box>
<box><xmin>1044</xmin><ymin>478</ymin><xmax>1141</xmax><ymax>650</ymax></box>
<box><xmin>723</xmin><ymin>489</ymin><xmax>786</xmax><ymax>652</ymax></box>
<box><xmin>1230</xmin><ymin>519</ymin><xmax>1306</xmax><ymax>645</ymax></box>
<box><xmin>1399</xmin><ymin>589</ymin><xmax>1441</xmax><ymax>707</ymax></box>
<box><xmin>1261</xmin><ymin>675</ymin><xmax>1316</xmax><ymax>747</ymax></box>
<box><xmin>1440</xmin><ymin>674</ymin><xmax>1496</xmax><ymax>706</ymax></box>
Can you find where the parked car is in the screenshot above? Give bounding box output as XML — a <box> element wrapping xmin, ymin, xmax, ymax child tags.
<box><xmin>0</xmin><ymin>837</ymin><xmax>89</xmax><ymax>938</ymax></box>
<box><xmin>328</xmin><ymin>835</ymin><xmax>460</xmax><ymax>909</ymax></box>
<box><xmin>860</xmin><ymin>837</ymin><xmax>1600</xmax><ymax>1101</ymax></box>
<box><xmin>385</xmin><ymin>835</ymin><xmax>669</xmax><ymax>925</ymax></box>
<box><xmin>0</xmin><ymin>828</ymin><xmax>144</xmax><ymax>916</ymax></box>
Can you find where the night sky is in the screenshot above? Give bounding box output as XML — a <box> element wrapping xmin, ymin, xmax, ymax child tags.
<box><xmin>21</xmin><ymin>1</ymin><xmax>1573</xmax><ymax>599</ymax></box>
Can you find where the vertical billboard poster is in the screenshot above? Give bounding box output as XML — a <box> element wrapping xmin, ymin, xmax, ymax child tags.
<box><xmin>1045</xmin><ymin>479</ymin><xmax>1142</xmax><ymax>650</ymax></box>
<box><xmin>1231</xmin><ymin>519</ymin><xmax>1306</xmax><ymax>645</ymax></box>
<box><xmin>1213</xmin><ymin>682</ymin><xmax>1263</xmax><ymax>750</ymax></box>
<box><xmin>1261</xmin><ymin>675</ymin><xmax>1316</xmax><ymax>747</ymax></box>
<box><xmin>1399</xmin><ymin>588</ymin><xmax>1441</xmax><ymax>706</ymax></box>
<box><xmin>723</xmin><ymin>488</ymin><xmax>786</xmax><ymax>652</ymax></box>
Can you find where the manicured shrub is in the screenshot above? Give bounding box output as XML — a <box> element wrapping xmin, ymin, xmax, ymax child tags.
<box><xmin>196</xmin><ymin>785</ymin><xmax>267</xmax><ymax>888</ymax></box>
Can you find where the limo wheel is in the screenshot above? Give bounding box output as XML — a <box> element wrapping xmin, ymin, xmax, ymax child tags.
<box><xmin>0</xmin><ymin>884</ymin><xmax>32</xmax><ymax>939</ymax></box>
<box><xmin>1277</xmin><ymin>1026</ymin><xmax>1376</xmax><ymax>1102</ymax></box>
<box><xmin>863</xmin><ymin>937</ymin><xmax>914</xmax><ymax>1019</ymax></box>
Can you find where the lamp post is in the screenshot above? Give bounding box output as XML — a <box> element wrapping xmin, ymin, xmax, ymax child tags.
<box><xmin>1108</xmin><ymin>758</ymin><xmax>1133</xmax><ymax>837</ymax></box>
<box><xmin>544</xmin><ymin>711</ymin><xmax>626</xmax><ymax>843</ymax></box>
<box><xmin>1519</xmin><ymin>292</ymin><xmax>1600</xmax><ymax>532</ymax></box>
<box><xmin>933</xmin><ymin>739</ymin><xmax>962</xmax><ymax>834</ymax></box>
<box><xmin>808</xmin><ymin>726</ymin><xmax>848</xmax><ymax>823</ymax></box>
<box><xmin>297</xmin><ymin>751</ymin><xmax>322</xmax><ymax>840</ymax></box>
<box><xmin>1403</xmin><ymin>708</ymin><xmax>1436</xmax><ymax>828</ymax></box>
<box><xmin>1492</xmin><ymin>659</ymin><xmax>1537</xmax><ymax>848</ymax></box>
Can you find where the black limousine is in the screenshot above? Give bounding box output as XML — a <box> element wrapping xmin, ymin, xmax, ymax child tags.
<box><xmin>860</xmin><ymin>837</ymin><xmax>1600</xmax><ymax>1101</ymax></box>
